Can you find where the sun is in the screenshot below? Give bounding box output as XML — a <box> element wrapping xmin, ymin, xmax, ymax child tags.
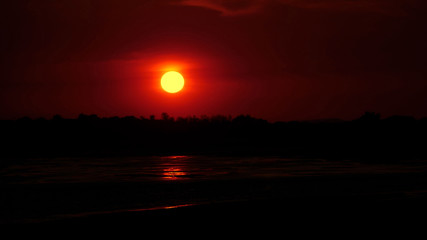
<box><xmin>161</xmin><ymin>71</ymin><xmax>185</xmax><ymax>93</ymax></box>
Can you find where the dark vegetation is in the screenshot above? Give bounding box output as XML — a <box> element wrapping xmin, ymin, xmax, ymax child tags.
<box><xmin>2</xmin><ymin>112</ymin><xmax>427</xmax><ymax>161</ymax></box>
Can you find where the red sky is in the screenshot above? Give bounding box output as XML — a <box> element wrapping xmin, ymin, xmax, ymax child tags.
<box><xmin>1</xmin><ymin>0</ymin><xmax>426</xmax><ymax>121</ymax></box>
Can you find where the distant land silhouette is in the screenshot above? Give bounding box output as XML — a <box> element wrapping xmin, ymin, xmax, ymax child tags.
<box><xmin>2</xmin><ymin>112</ymin><xmax>426</xmax><ymax>161</ymax></box>
<box><xmin>0</xmin><ymin>112</ymin><xmax>427</xmax><ymax>161</ymax></box>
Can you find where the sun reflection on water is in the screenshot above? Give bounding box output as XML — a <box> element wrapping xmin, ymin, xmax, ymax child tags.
<box><xmin>161</xmin><ymin>155</ymin><xmax>189</xmax><ymax>160</ymax></box>
<box><xmin>160</xmin><ymin>156</ymin><xmax>190</xmax><ymax>180</ymax></box>
<box><xmin>162</xmin><ymin>167</ymin><xmax>186</xmax><ymax>180</ymax></box>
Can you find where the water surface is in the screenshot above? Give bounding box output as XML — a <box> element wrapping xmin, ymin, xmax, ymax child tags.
<box><xmin>2</xmin><ymin>155</ymin><xmax>426</xmax><ymax>185</ymax></box>
<box><xmin>2</xmin><ymin>156</ymin><xmax>427</xmax><ymax>223</ymax></box>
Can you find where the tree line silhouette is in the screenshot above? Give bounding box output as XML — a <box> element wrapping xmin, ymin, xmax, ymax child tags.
<box><xmin>2</xmin><ymin>112</ymin><xmax>427</xmax><ymax>161</ymax></box>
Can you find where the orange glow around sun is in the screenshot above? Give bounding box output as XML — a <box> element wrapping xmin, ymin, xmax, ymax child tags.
<box><xmin>161</xmin><ymin>71</ymin><xmax>185</xmax><ymax>93</ymax></box>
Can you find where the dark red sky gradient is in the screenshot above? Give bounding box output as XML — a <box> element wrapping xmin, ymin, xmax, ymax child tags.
<box><xmin>1</xmin><ymin>0</ymin><xmax>426</xmax><ymax>121</ymax></box>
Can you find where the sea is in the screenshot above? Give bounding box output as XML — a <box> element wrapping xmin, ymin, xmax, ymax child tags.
<box><xmin>1</xmin><ymin>155</ymin><xmax>427</xmax><ymax>223</ymax></box>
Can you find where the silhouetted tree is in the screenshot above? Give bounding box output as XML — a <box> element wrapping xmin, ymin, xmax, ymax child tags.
<box><xmin>17</xmin><ymin>116</ymin><xmax>31</xmax><ymax>121</ymax></box>
<box><xmin>3</xmin><ymin>112</ymin><xmax>427</xmax><ymax>159</ymax></box>
<box><xmin>384</xmin><ymin>115</ymin><xmax>416</xmax><ymax>123</ymax></box>
<box><xmin>211</xmin><ymin>115</ymin><xmax>230</xmax><ymax>124</ymax></box>
<box><xmin>78</xmin><ymin>114</ymin><xmax>99</xmax><ymax>121</ymax></box>
<box><xmin>161</xmin><ymin>112</ymin><xmax>170</xmax><ymax>121</ymax></box>
<box><xmin>52</xmin><ymin>114</ymin><xmax>63</xmax><ymax>121</ymax></box>
<box><xmin>109</xmin><ymin>116</ymin><xmax>120</xmax><ymax>121</ymax></box>
<box><xmin>35</xmin><ymin>117</ymin><xmax>47</xmax><ymax>121</ymax></box>
<box><xmin>123</xmin><ymin>116</ymin><xmax>137</xmax><ymax>121</ymax></box>
<box><xmin>176</xmin><ymin>117</ymin><xmax>187</xmax><ymax>123</ymax></box>
<box><xmin>78</xmin><ymin>114</ymin><xmax>88</xmax><ymax>121</ymax></box>
<box><xmin>357</xmin><ymin>112</ymin><xmax>381</xmax><ymax>122</ymax></box>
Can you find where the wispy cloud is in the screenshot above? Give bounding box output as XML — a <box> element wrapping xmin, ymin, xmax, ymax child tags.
<box><xmin>285</xmin><ymin>0</ymin><xmax>409</xmax><ymax>16</ymax></box>
<box><xmin>178</xmin><ymin>0</ymin><xmax>267</xmax><ymax>16</ymax></box>
<box><xmin>177</xmin><ymin>0</ymin><xmax>415</xmax><ymax>16</ymax></box>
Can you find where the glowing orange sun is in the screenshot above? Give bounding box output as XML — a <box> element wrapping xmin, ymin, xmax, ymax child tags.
<box><xmin>161</xmin><ymin>71</ymin><xmax>185</xmax><ymax>93</ymax></box>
